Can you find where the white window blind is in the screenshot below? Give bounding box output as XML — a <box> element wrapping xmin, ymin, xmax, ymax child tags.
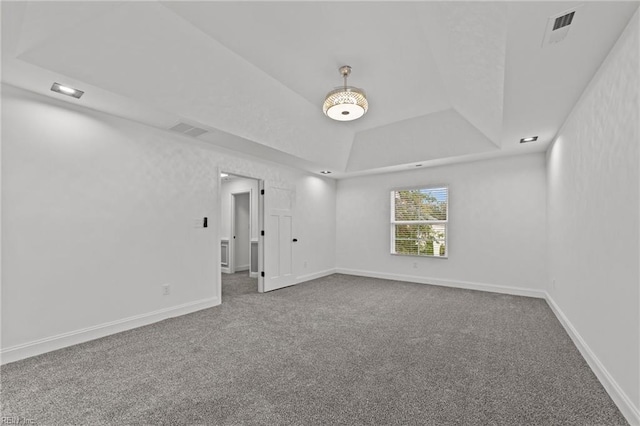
<box><xmin>390</xmin><ymin>187</ymin><xmax>448</xmax><ymax>258</ymax></box>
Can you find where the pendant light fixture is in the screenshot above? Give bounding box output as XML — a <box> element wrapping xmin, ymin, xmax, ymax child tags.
<box><xmin>323</xmin><ymin>65</ymin><xmax>368</xmax><ymax>121</ymax></box>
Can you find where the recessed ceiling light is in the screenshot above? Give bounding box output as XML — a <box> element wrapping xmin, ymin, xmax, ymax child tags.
<box><xmin>220</xmin><ymin>173</ymin><xmax>229</xmax><ymax>178</ymax></box>
<box><xmin>320</xmin><ymin>170</ymin><xmax>332</xmax><ymax>174</ymax></box>
<box><xmin>520</xmin><ymin>136</ymin><xmax>538</xmax><ymax>143</ymax></box>
<box><xmin>51</xmin><ymin>82</ymin><xmax>84</xmax><ymax>99</ymax></box>
<box><xmin>59</xmin><ymin>86</ymin><xmax>75</xmax><ymax>94</ymax></box>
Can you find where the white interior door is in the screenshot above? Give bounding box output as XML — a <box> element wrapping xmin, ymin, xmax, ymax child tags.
<box><xmin>264</xmin><ymin>186</ymin><xmax>296</xmax><ymax>292</ymax></box>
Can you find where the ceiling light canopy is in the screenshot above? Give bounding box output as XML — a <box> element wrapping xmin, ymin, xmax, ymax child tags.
<box><xmin>323</xmin><ymin>66</ymin><xmax>368</xmax><ymax>122</ymax></box>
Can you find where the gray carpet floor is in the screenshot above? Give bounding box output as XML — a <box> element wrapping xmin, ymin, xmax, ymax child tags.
<box><xmin>1</xmin><ymin>273</ymin><xmax>628</xmax><ymax>425</ymax></box>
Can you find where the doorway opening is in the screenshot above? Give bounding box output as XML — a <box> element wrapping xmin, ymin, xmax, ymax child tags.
<box><xmin>219</xmin><ymin>172</ymin><xmax>263</xmax><ymax>299</ymax></box>
<box><xmin>232</xmin><ymin>192</ymin><xmax>251</xmax><ymax>274</ymax></box>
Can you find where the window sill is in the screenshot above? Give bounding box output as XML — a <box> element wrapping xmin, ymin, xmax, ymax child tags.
<box><xmin>391</xmin><ymin>253</ymin><xmax>448</xmax><ymax>260</ymax></box>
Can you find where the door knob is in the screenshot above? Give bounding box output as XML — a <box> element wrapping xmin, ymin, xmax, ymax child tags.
<box><xmin>292</xmin><ymin>238</ymin><xmax>298</xmax><ymax>242</ymax></box>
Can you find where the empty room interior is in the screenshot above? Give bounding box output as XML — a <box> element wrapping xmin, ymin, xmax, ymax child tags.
<box><xmin>1</xmin><ymin>1</ymin><xmax>639</xmax><ymax>425</ymax></box>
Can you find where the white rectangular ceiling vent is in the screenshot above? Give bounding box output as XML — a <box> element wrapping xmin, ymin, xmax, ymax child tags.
<box><xmin>169</xmin><ymin>122</ymin><xmax>208</xmax><ymax>138</ymax></box>
<box><xmin>542</xmin><ymin>5</ymin><xmax>583</xmax><ymax>47</ymax></box>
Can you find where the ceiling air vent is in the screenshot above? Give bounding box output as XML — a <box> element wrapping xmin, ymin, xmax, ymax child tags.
<box><xmin>542</xmin><ymin>5</ymin><xmax>583</xmax><ymax>47</ymax></box>
<box><xmin>169</xmin><ymin>122</ymin><xmax>208</xmax><ymax>138</ymax></box>
<box><xmin>553</xmin><ymin>11</ymin><xmax>575</xmax><ymax>31</ymax></box>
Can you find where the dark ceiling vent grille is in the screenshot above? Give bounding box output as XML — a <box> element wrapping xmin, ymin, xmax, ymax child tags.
<box><xmin>542</xmin><ymin>5</ymin><xmax>582</xmax><ymax>47</ymax></box>
<box><xmin>169</xmin><ymin>122</ymin><xmax>208</xmax><ymax>138</ymax></box>
<box><xmin>553</xmin><ymin>11</ymin><xmax>575</xmax><ymax>31</ymax></box>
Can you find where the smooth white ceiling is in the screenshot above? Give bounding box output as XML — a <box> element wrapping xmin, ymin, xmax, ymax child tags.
<box><xmin>2</xmin><ymin>1</ymin><xmax>638</xmax><ymax>178</ymax></box>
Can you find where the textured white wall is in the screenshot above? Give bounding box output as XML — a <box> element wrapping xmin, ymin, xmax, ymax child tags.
<box><xmin>1</xmin><ymin>85</ymin><xmax>337</xmax><ymax>356</ymax></box>
<box><xmin>336</xmin><ymin>154</ymin><xmax>547</xmax><ymax>293</ymax></box>
<box><xmin>293</xmin><ymin>175</ymin><xmax>337</xmax><ymax>278</ymax></box>
<box><xmin>547</xmin><ymin>10</ymin><xmax>639</xmax><ymax>415</ymax></box>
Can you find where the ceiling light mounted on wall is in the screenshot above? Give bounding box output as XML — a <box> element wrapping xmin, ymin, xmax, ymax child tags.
<box><xmin>323</xmin><ymin>65</ymin><xmax>368</xmax><ymax>121</ymax></box>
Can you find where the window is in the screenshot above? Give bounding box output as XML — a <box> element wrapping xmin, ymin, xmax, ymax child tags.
<box><xmin>391</xmin><ymin>187</ymin><xmax>448</xmax><ymax>258</ymax></box>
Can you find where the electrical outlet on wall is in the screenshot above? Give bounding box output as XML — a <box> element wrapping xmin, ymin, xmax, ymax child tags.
<box><xmin>162</xmin><ymin>284</ymin><xmax>171</xmax><ymax>296</ymax></box>
<box><xmin>413</xmin><ymin>262</ymin><xmax>418</xmax><ymax>269</ymax></box>
<box><xmin>304</xmin><ymin>261</ymin><xmax>308</xmax><ymax>269</ymax></box>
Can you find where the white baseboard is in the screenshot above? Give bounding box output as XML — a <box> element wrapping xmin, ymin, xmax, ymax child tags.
<box><xmin>545</xmin><ymin>293</ymin><xmax>640</xmax><ymax>426</ymax></box>
<box><xmin>235</xmin><ymin>265</ymin><xmax>249</xmax><ymax>272</ymax></box>
<box><xmin>1</xmin><ymin>297</ymin><xmax>220</xmax><ymax>365</ymax></box>
<box><xmin>335</xmin><ymin>268</ymin><xmax>546</xmax><ymax>299</ymax></box>
<box><xmin>297</xmin><ymin>268</ymin><xmax>336</xmax><ymax>284</ymax></box>
<box><xmin>221</xmin><ymin>267</ymin><xmax>231</xmax><ymax>274</ymax></box>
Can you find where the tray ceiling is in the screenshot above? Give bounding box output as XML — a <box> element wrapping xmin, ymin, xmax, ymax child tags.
<box><xmin>2</xmin><ymin>1</ymin><xmax>638</xmax><ymax>177</ymax></box>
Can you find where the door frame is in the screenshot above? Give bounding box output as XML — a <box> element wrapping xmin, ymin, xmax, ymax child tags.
<box><xmin>258</xmin><ymin>180</ymin><xmax>265</xmax><ymax>293</ymax></box>
<box><xmin>218</xmin><ymin>169</ymin><xmax>265</xmax><ymax>297</ymax></box>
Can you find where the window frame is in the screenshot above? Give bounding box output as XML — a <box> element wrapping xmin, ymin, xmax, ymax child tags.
<box><xmin>390</xmin><ymin>185</ymin><xmax>449</xmax><ymax>259</ymax></box>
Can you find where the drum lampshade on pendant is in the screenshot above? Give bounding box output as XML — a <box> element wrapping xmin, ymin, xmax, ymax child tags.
<box><xmin>323</xmin><ymin>66</ymin><xmax>368</xmax><ymax>121</ymax></box>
